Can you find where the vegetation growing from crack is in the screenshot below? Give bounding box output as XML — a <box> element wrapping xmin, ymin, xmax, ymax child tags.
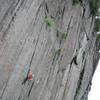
<box><xmin>44</xmin><ymin>15</ymin><xmax>68</xmax><ymax>40</ymax></box>
<box><xmin>89</xmin><ymin>0</ymin><xmax>100</xmax><ymax>16</ymax></box>
<box><xmin>55</xmin><ymin>48</ymin><xmax>64</xmax><ymax>56</ymax></box>
<box><xmin>57</xmin><ymin>29</ymin><xmax>67</xmax><ymax>40</ymax></box>
<box><xmin>94</xmin><ymin>19</ymin><xmax>100</xmax><ymax>32</ymax></box>
<box><xmin>45</xmin><ymin>16</ymin><xmax>54</xmax><ymax>27</ymax></box>
<box><xmin>75</xmin><ymin>87</ymin><xmax>81</xmax><ymax>96</ymax></box>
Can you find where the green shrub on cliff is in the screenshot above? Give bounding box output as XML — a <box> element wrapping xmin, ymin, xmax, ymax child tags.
<box><xmin>45</xmin><ymin>16</ymin><xmax>54</xmax><ymax>27</ymax></box>
<box><xmin>56</xmin><ymin>29</ymin><xmax>67</xmax><ymax>40</ymax></box>
<box><xmin>55</xmin><ymin>48</ymin><xmax>64</xmax><ymax>56</ymax></box>
<box><xmin>72</xmin><ymin>0</ymin><xmax>81</xmax><ymax>5</ymax></box>
<box><xmin>95</xmin><ymin>19</ymin><xmax>100</xmax><ymax>32</ymax></box>
<box><xmin>89</xmin><ymin>0</ymin><xmax>100</xmax><ymax>15</ymax></box>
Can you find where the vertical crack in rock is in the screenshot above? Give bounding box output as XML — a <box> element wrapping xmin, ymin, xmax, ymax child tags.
<box><xmin>34</xmin><ymin>0</ymin><xmax>44</xmax><ymax>25</ymax></box>
<box><xmin>45</xmin><ymin>2</ymin><xmax>49</xmax><ymax>14</ymax></box>
<box><xmin>0</xmin><ymin>75</ymin><xmax>10</xmax><ymax>99</ymax></box>
<box><xmin>82</xmin><ymin>7</ymin><xmax>86</xmax><ymax>18</ymax></box>
<box><xmin>22</xmin><ymin>69</ymin><xmax>30</xmax><ymax>85</ymax></box>
<box><xmin>66</xmin><ymin>16</ymin><xmax>73</xmax><ymax>35</ymax></box>
<box><xmin>22</xmin><ymin>20</ymin><xmax>44</xmax><ymax>85</ymax></box>
<box><xmin>74</xmin><ymin>61</ymin><xmax>86</xmax><ymax>100</ymax></box>
<box><xmin>27</xmin><ymin>81</ymin><xmax>35</xmax><ymax>97</ymax></box>
<box><xmin>61</xmin><ymin>6</ymin><xmax>65</xmax><ymax>20</ymax></box>
<box><xmin>0</xmin><ymin>0</ymin><xmax>26</xmax><ymax>41</ymax></box>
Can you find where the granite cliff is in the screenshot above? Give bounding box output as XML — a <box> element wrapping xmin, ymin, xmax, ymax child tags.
<box><xmin>0</xmin><ymin>0</ymin><xmax>99</xmax><ymax>100</ymax></box>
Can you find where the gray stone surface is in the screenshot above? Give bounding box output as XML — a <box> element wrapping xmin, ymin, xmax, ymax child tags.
<box><xmin>0</xmin><ymin>0</ymin><xmax>99</xmax><ymax>100</ymax></box>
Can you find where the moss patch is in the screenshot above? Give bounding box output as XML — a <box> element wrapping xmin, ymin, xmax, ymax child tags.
<box><xmin>57</xmin><ymin>29</ymin><xmax>67</xmax><ymax>40</ymax></box>
<box><xmin>55</xmin><ymin>48</ymin><xmax>64</xmax><ymax>56</ymax></box>
<box><xmin>45</xmin><ymin>16</ymin><xmax>54</xmax><ymax>27</ymax></box>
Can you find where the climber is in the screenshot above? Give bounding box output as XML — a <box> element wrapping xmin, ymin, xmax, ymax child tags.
<box><xmin>22</xmin><ymin>74</ymin><xmax>33</xmax><ymax>85</ymax></box>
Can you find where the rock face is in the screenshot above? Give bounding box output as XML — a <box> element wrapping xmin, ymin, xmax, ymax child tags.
<box><xmin>0</xmin><ymin>0</ymin><xmax>99</xmax><ymax>100</ymax></box>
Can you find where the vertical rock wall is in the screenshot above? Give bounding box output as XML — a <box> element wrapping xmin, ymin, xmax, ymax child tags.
<box><xmin>0</xmin><ymin>0</ymin><xmax>99</xmax><ymax>100</ymax></box>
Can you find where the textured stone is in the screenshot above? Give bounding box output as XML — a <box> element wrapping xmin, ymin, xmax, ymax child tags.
<box><xmin>0</xmin><ymin>0</ymin><xmax>99</xmax><ymax>100</ymax></box>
